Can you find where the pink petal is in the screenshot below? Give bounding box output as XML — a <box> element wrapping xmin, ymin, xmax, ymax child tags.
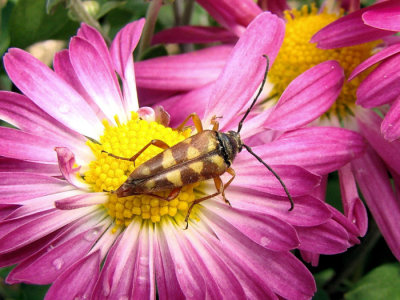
<box><xmin>196</xmin><ymin>0</ymin><xmax>262</xmax><ymax>35</ymax></box>
<box><xmin>349</xmin><ymin>43</ymin><xmax>400</xmax><ymax>81</ymax></box>
<box><xmin>339</xmin><ymin>164</ymin><xmax>368</xmax><ymax>236</ymax></box>
<box><xmin>258</xmin><ymin>0</ymin><xmax>289</xmax><ymax>17</ymax></box>
<box><xmin>0</xmin><ymin>127</ymin><xmax>59</xmax><ymax>163</ymax></box>
<box><xmin>93</xmin><ymin>221</ymin><xmax>155</xmax><ymax>299</ymax></box>
<box><xmin>356</xmin><ymin>52</ymin><xmax>400</xmax><ymax>108</ymax></box>
<box><xmin>226</xmin><ymin>187</ymin><xmax>332</xmax><ymax>227</ymax></box>
<box><xmin>110</xmin><ymin>19</ymin><xmax>145</xmax><ymax>113</ymax></box>
<box><xmin>356</xmin><ymin>107</ymin><xmax>400</xmax><ymax>171</ymax></box>
<box><xmin>204</xmin><ymin>12</ymin><xmax>284</xmax><ymax>130</ymax></box>
<box><xmin>158</xmin><ymin>220</ymin><xmax>206</xmax><ymax>299</ymax></box>
<box><xmin>296</xmin><ymin>219</ymin><xmax>350</xmax><ymax>254</ymax></box>
<box><xmin>0</xmin><ymin>172</ymin><xmax>72</xmax><ymax>204</ymax></box>
<box><xmin>311</xmin><ymin>2</ymin><xmax>396</xmax><ymax>49</ymax></box>
<box><xmin>45</xmin><ymin>251</ymin><xmax>101</xmax><ymax>300</ymax></box>
<box><xmin>53</xmin><ymin>50</ymin><xmax>107</xmax><ymax>121</ymax></box>
<box><xmin>154</xmin><ymin>225</ymin><xmax>185</xmax><ymax>299</ymax></box>
<box><xmin>135</xmin><ymin>45</ymin><xmax>231</xmax><ymax>90</ymax></box>
<box><xmin>55</xmin><ymin>147</ymin><xmax>89</xmax><ymax>190</ymax></box>
<box><xmin>69</xmin><ymin>37</ymin><xmax>125</xmax><ymax>122</ymax></box>
<box><xmin>205</xmin><ymin>200</ymin><xmax>300</xmax><ymax>251</ymax></box>
<box><xmin>0</xmin><ymin>91</ymin><xmax>87</xmax><ymax>148</ymax></box>
<box><xmin>7</xmin><ymin>224</ymin><xmax>106</xmax><ymax>284</ymax></box>
<box><xmin>55</xmin><ymin>193</ymin><xmax>108</xmax><ymax>210</ymax></box>
<box><xmin>176</xmin><ymin>224</ymin><xmax>249</xmax><ymax>299</ymax></box>
<box><xmin>200</xmin><ymin>208</ymin><xmax>316</xmax><ymax>299</ymax></box>
<box><xmin>0</xmin><ymin>157</ymin><xmax>60</xmax><ymax>176</ymax></box>
<box><xmin>352</xmin><ymin>147</ymin><xmax>400</xmax><ymax>260</ymax></box>
<box><xmin>232</xmin><ymin>161</ymin><xmax>321</xmax><ymax>197</ymax></box>
<box><xmin>152</xmin><ymin>26</ymin><xmax>237</xmax><ymax>44</ymax></box>
<box><xmin>110</xmin><ymin>19</ymin><xmax>145</xmax><ymax>79</ymax></box>
<box><xmin>265</xmin><ymin>61</ymin><xmax>344</xmax><ymax>131</ymax></box>
<box><xmin>381</xmin><ymin>95</ymin><xmax>400</xmax><ymax>141</ymax></box>
<box><xmin>0</xmin><ymin>207</ymin><xmax>94</xmax><ymax>254</ymax></box>
<box><xmin>3</xmin><ymin>48</ymin><xmax>103</xmax><ymax>139</ymax></box>
<box><xmin>248</xmin><ymin>127</ymin><xmax>366</xmax><ymax>175</ymax></box>
<box><xmin>362</xmin><ymin>2</ymin><xmax>400</xmax><ymax>31</ymax></box>
<box><xmin>77</xmin><ymin>23</ymin><xmax>115</xmax><ymax>78</ymax></box>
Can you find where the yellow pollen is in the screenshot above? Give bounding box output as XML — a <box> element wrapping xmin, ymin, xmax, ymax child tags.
<box><xmin>84</xmin><ymin>111</ymin><xmax>195</xmax><ymax>227</ymax></box>
<box><xmin>269</xmin><ymin>4</ymin><xmax>377</xmax><ymax>118</ymax></box>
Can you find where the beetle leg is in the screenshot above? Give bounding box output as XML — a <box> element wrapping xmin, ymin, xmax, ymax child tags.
<box><xmin>184</xmin><ymin>170</ymin><xmax>236</xmax><ymax>229</ymax></box>
<box><xmin>102</xmin><ymin>139</ymin><xmax>170</xmax><ymax>166</ymax></box>
<box><xmin>175</xmin><ymin>113</ymin><xmax>203</xmax><ymax>133</ymax></box>
<box><xmin>211</xmin><ymin>115</ymin><xmax>220</xmax><ymax>131</ymax></box>
<box><xmin>213</xmin><ymin>176</ymin><xmax>231</xmax><ymax>206</ymax></box>
<box><xmin>184</xmin><ymin>191</ymin><xmax>221</xmax><ymax>229</ymax></box>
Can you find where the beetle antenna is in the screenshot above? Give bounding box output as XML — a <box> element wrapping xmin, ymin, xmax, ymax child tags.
<box><xmin>237</xmin><ymin>55</ymin><xmax>270</xmax><ymax>133</ymax></box>
<box><xmin>243</xmin><ymin>144</ymin><xmax>294</xmax><ymax>211</ymax></box>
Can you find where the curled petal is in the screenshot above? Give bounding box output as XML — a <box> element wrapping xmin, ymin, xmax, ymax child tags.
<box><xmin>381</xmin><ymin>95</ymin><xmax>400</xmax><ymax>141</ymax></box>
<box><xmin>352</xmin><ymin>147</ymin><xmax>400</xmax><ymax>261</ymax></box>
<box><xmin>265</xmin><ymin>61</ymin><xmax>344</xmax><ymax>131</ymax></box>
<box><xmin>339</xmin><ymin>164</ymin><xmax>368</xmax><ymax>236</ymax></box>
<box><xmin>55</xmin><ymin>147</ymin><xmax>89</xmax><ymax>190</ymax></box>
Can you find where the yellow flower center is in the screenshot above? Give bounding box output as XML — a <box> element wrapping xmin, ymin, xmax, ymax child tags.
<box><xmin>84</xmin><ymin>112</ymin><xmax>196</xmax><ymax>228</ymax></box>
<box><xmin>269</xmin><ymin>5</ymin><xmax>377</xmax><ymax>118</ymax></box>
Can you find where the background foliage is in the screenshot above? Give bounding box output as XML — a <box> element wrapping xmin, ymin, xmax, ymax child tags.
<box><xmin>0</xmin><ymin>0</ymin><xmax>399</xmax><ymax>299</ymax></box>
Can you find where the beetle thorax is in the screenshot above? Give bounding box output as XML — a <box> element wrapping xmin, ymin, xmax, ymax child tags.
<box><xmin>217</xmin><ymin>131</ymin><xmax>243</xmax><ymax>166</ymax></box>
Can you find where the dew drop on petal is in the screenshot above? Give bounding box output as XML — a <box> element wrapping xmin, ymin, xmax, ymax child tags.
<box><xmin>47</xmin><ymin>244</ymin><xmax>55</xmax><ymax>252</ymax></box>
<box><xmin>139</xmin><ymin>256</ymin><xmax>148</xmax><ymax>267</ymax></box>
<box><xmin>84</xmin><ymin>229</ymin><xmax>100</xmax><ymax>241</ymax></box>
<box><xmin>52</xmin><ymin>258</ymin><xmax>64</xmax><ymax>270</ymax></box>
<box><xmin>119</xmin><ymin>296</ymin><xmax>129</xmax><ymax>300</ymax></box>
<box><xmin>260</xmin><ymin>236</ymin><xmax>270</xmax><ymax>247</ymax></box>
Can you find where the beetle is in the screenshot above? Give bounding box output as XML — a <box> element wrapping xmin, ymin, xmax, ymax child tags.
<box><xmin>105</xmin><ymin>55</ymin><xmax>293</xmax><ymax>228</ymax></box>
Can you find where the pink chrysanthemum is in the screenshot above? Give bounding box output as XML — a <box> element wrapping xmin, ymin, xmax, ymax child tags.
<box><xmin>310</xmin><ymin>0</ymin><xmax>400</xmax><ymax>261</ymax></box>
<box><xmin>0</xmin><ymin>12</ymin><xmax>365</xmax><ymax>299</ymax></box>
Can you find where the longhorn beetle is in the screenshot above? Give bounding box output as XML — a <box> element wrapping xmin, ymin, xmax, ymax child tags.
<box><xmin>105</xmin><ymin>55</ymin><xmax>294</xmax><ymax>228</ymax></box>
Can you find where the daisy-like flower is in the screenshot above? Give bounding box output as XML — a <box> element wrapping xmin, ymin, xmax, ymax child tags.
<box><xmin>0</xmin><ymin>12</ymin><xmax>365</xmax><ymax>299</ymax></box>
<box><xmin>139</xmin><ymin>1</ymin><xmax>372</xmax><ymax>263</ymax></box>
<box><xmin>310</xmin><ymin>0</ymin><xmax>400</xmax><ymax>261</ymax></box>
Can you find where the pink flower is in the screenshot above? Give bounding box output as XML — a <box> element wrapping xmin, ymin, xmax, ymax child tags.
<box><xmin>0</xmin><ymin>12</ymin><xmax>365</xmax><ymax>299</ymax></box>
<box><xmin>311</xmin><ymin>1</ymin><xmax>400</xmax><ymax>260</ymax></box>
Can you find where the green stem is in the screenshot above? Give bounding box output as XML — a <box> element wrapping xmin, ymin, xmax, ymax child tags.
<box><xmin>68</xmin><ymin>0</ymin><xmax>110</xmax><ymax>44</ymax></box>
<box><xmin>138</xmin><ymin>0</ymin><xmax>163</xmax><ymax>60</ymax></box>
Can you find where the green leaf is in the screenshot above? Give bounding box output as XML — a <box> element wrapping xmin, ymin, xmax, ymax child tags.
<box><xmin>46</xmin><ymin>0</ymin><xmax>65</xmax><ymax>14</ymax></box>
<box><xmin>345</xmin><ymin>263</ymin><xmax>400</xmax><ymax>300</ymax></box>
<box><xmin>96</xmin><ymin>1</ymin><xmax>127</xmax><ymax>19</ymax></box>
<box><xmin>10</xmin><ymin>0</ymin><xmax>78</xmax><ymax>48</ymax></box>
